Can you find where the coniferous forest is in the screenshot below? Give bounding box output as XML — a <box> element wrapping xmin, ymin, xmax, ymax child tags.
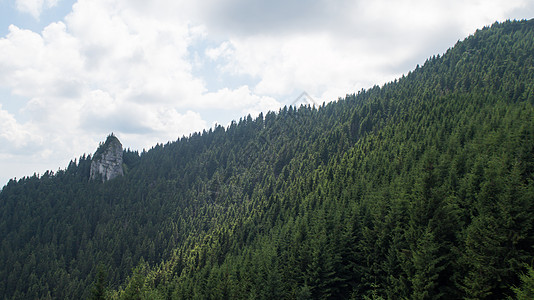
<box><xmin>1</xmin><ymin>19</ymin><xmax>534</xmax><ymax>299</ymax></box>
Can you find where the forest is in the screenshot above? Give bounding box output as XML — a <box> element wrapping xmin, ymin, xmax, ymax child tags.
<box><xmin>0</xmin><ymin>19</ymin><xmax>533</xmax><ymax>299</ymax></box>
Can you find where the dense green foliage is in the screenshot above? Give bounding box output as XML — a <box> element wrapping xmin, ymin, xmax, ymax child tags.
<box><xmin>1</xmin><ymin>19</ymin><xmax>533</xmax><ymax>299</ymax></box>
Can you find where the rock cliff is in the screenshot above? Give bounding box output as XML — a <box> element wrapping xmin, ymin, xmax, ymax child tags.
<box><xmin>90</xmin><ymin>134</ymin><xmax>124</xmax><ymax>182</ymax></box>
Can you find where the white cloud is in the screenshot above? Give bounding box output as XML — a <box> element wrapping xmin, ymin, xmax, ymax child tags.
<box><xmin>206</xmin><ymin>33</ymin><xmax>408</xmax><ymax>101</ymax></box>
<box><xmin>202</xmin><ymin>85</ymin><xmax>281</xmax><ymax>113</ymax></box>
<box><xmin>202</xmin><ymin>0</ymin><xmax>531</xmax><ymax>100</ymax></box>
<box><xmin>205</xmin><ymin>41</ymin><xmax>234</xmax><ymax>61</ymax></box>
<box><xmin>64</xmin><ymin>0</ymin><xmax>209</xmax><ymax>106</ymax></box>
<box><xmin>15</xmin><ymin>0</ymin><xmax>59</xmax><ymax>19</ymax></box>
<box><xmin>0</xmin><ymin>23</ymin><xmax>84</xmax><ymax>99</ymax></box>
<box><xmin>0</xmin><ymin>104</ymin><xmax>42</xmax><ymax>151</ymax></box>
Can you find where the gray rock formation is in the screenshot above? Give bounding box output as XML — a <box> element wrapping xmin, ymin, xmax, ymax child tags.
<box><xmin>90</xmin><ymin>134</ymin><xmax>124</xmax><ymax>182</ymax></box>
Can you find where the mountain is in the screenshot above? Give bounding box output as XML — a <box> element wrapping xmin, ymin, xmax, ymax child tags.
<box><xmin>1</xmin><ymin>19</ymin><xmax>533</xmax><ymax>299</ymax></box>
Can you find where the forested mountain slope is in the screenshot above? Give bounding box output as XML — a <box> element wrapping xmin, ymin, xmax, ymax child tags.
<box><xmin>1</xmin><ymin>19</ymin><xmax>533</xmax><ymax>299</ymax></box>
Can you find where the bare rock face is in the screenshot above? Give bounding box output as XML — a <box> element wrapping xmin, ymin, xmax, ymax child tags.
<box><xmin>90</xmin><ymin>134</ymin><xmax>124</xmax><ymax>182</ymax></box>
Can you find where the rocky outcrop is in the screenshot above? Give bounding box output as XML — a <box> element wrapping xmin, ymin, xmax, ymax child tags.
<box><xmin>90</xmin><ymin>134</ymin><xmax>124</xmax><ymax>182</ymax></box>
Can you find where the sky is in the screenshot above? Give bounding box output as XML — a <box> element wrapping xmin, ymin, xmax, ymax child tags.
<box><xmin>0</xmin><ymin>0</ymin><xmax>533</xmax><ymax>187</ymax></box>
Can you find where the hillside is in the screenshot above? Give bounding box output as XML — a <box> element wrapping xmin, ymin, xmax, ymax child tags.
<box><xmin>1</xmin><ymin>19</ymin><xmax>533</xmax><ymax>299</ymax></box>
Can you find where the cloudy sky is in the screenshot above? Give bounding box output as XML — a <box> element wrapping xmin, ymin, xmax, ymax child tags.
<box><xmin>0</xmin><ymin>0</ymin><xmax>533</xmax><ymax>186</ymax></box>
